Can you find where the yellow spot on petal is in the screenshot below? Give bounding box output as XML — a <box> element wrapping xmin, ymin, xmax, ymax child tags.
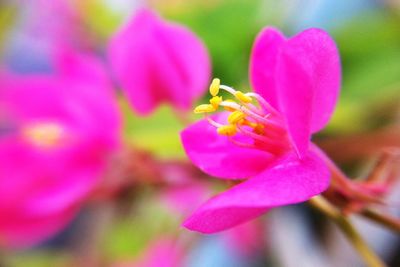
<box><xmin>23</xmin><ymin>122</ymin><xmax>64</xmax><ymax>148</ymax></box>
<box><xmin>209</xmin><ymin>96</ymin><xmax>222</xmax><ymax>109</ymax></box>
<box><xmin>217</xmin><ymin>124</ymin><xmax>237</xmax><ymax>136</ymax></box>
<box><xmin>194</xmin><ymin>104</ymin><xmax>216</xmax><ymax>114</ymax></box>
<box><xmin>235</xmin><ymin>91</ymin><xmax>252</xmax><ymax>103</ymax></box>
<box><xmin>209</xmin><ymin>78</ymin><xmax>220</xmax><ymax>96</ymax></box>
<box><xmin>227</xmin><ymin>111</ymin><xmax>245</xmax><ymax>124</ymax></box>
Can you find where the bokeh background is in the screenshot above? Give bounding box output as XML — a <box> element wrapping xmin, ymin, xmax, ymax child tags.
<box><xmin>0</xmin><ymin>0</ymin><xmax>399</xmax><ymax>266</ymax></box>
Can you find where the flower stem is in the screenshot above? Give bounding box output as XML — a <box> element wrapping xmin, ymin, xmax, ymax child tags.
<box><xmin>308</xmin><ymin>196</ymin><xmax>387</xmax><ymax>267</ymax></box>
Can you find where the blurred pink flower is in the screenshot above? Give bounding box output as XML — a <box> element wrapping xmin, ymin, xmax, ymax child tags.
<box><xmin>158</xmin><ymin>161</ymin><xmax>211</xmax><ymax>215</ymax></box>
<box><xmin>0</xmin><ymin>50</ymin><xmax>121</xmax><ymax>248</ymax></box>
<box><xmin>108</xmin><ymin>9</ymin><xmax>211</xmax><ymax>115</ymax></box>
<box><xmin>181</xmin><ymin>27</ymin><xmax>341</xmax><ymax>233</ymax></box>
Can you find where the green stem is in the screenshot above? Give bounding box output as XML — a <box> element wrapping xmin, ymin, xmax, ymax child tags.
<box><xmin>308</xmin><ymin>196</ymin><xmax>387</xmax><ymax>267</ymax></box>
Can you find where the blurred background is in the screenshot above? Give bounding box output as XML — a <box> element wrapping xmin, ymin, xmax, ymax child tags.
<box><xmin>0</xmin><ymin>0</ymin><xmax>399</xmax><ymax>266</ymax></box>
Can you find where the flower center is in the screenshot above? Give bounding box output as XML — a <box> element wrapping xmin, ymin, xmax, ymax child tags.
<box><xmin>194</xmin><ymin>78</ymin><xmax>290</xmax><ymax>156</ymax></box>
<box><xmin>22</xmin><ymin>122</ymin><xmax>66</xmax><ymax>148</ymax></box>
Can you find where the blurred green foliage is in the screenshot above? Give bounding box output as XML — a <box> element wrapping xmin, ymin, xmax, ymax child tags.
<box><xmin>327</xmin><ymin>11</ymin><xmax>400</xmax><ymax>133</ymax></box>
<box><xmin>120</xmin><ymin>98</ymin><xmax>188</xmax><ymax>159</ymax></box>
<box><xmin>78</xmin><ymin>0</ymin><xmax>125</xmax><ymax>40</ymax></box>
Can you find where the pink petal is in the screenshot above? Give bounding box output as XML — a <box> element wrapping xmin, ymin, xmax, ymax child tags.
<box><xmin>108</xmin><ymin>9</ymin><xmax>210</xmax><ymax>115</ymax></box>
<box><xmin>183</xmin><ymin>151</ymin><xmax>330</xmax><ymax>233</ymax></box>
<box><xmin>249</xmin><ymin>28</ymin><xmax>340</xmax><ymax>156</ymax></box>
<box><xmin>249</xmin><ymin>27</ymin><xmax>286</xmax><ymax>109</ymax></box>
<box><xmin>180</xmin><ymin>113</ymin><xmax>275</xmax><ymax>179</ymax></box>
<box><xmin>275</xmin><ymin>44</ymin><xmax>314</xmax><ymax>158</ymax></box>
<box><xmin>279</xmin><ymin>28</ymin><xmax>341</xmax><ymax>134</ymax></box>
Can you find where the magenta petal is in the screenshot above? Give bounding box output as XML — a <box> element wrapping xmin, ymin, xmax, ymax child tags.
<box><xmin>278</xmin><ymin>28</ymin><xmax>341</xmax><ymax>134</ymax></box>
<box><xmin>158</xmin><ymin>21</ymin><xmax>211</xmax><ymax>103</ymax></box>
<box><xmin>249</xmin><ymin>27</ymin><xmax>286</xmax><ymax>109</ymax></box>
<box><xmin>275</xmin><ymin>48</ymin><xmax>314</xmax><ymax>157</ymax></box>
<box><xmin>108</xmin><ymin>9</ymin><xmax>210</xmax><ymax>115</ymax></box>
<box><xmin>183</xmin><ymin>151</ymin><xmax>330</xmax><ymax>233</ymax></box>
<box><xmin>180</xmin><ymin>113</ymin><xmax>275</xmax><ymax>179</ymax></box>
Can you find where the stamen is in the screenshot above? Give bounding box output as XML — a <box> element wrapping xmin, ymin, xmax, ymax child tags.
<box><xmin>222</xmin><ymin>99</ymin><xmax>236</xmax><ymax>112</ymax></box>
<box><xmin>209</xmin><ymin>96</ymin><xmax>222</xmax><ymax>109</ymax></box>
<box><xmin>220</xmin><ymin>101</ymin><xmax>271</xmax><ymax>125</ymax></box>
<box><xmin>237</xmin><ymin>125</ymin><xmax>287</xmax><ymax>152</ymax></box>
<box><xmin>219</xmin><ymin>85</ymin><xmax>237</xmax><ymax>95</ymax></box>
<box><xmin>209</xmin><ymin>78</ymin><xmax>220</xmax><ymax>96</ymax></box>
<box><xmin>235</xmin><ymin>91</ymin><xmax>252</xmax><ymax>103</ymax></box>
<box><xmin>241</xmin><ymin>102</ymin><xmax>264</xmax><ymax>117</ymax></box>
<box><xmin>227</xmin><ymin>111</ymin><xmax>245</xmax><ymax>124</ymax></box>
<box><xmin>194</xmin><ymin>78</ymin><xmax>289</xmax><ymax>156</ymax></box>
<box><xmin>236</xmin><ymin>125</ymin><xmax>271</xmax><ymax>144</ymax></box>
<box><xmin>246</xmin><ymin>92</ymin><xmax>280</xmax><ymax>116</ymax></box>
<box><xmin>205</xmin><ymin>116</ymin><xmax>223</xmax><ymax>128</ymax></box>
<box><xmin>194</xmin><ymin>104</ymin><xmax>216</xmax><ymax>114</ymax></box>
<box><xmin>217</xmin><ymin>124</ymin><xmax>237</xmax><ymax>136</ymax></box>
<box><xmin>239</xmin><ymin>119</ymin><xmax>266</xmax><ymax>135</ymax></box>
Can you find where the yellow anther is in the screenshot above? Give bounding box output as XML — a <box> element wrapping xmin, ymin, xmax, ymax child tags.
<box><xmin>235</xmin><ymin>91</ymin><xmax>252</xmax><ymax>103</ymax></box>
<box><xmin>209</xmin><ymin>78</ymin><xmax>220</xmax><ymax>96</ymax></box>
<box><xmin>223</xmin><ymin>99</ymin><xmax>237</xmax><ymax>112</ymax></box>
<box><xmin>217</xmin><ymin>124</ymin><xmax>237</xmax><ymax>136</ymax></box>
<box><xmin>209</xmin><ymin>96</ymin><xmax>222</xmax><ymax>109</ymax></box>
<box><xmin>227</xmin><ymin>111</ymin><xmax>246</xmax><ymax>124</ymax></box>
<box><xmin>194</xmin><ymin>104</ymin><xmax>216</xmax><ymax>114</ymax></box>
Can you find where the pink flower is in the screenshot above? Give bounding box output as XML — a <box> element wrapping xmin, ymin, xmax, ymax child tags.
<box><xmin>108</xmin><ymin>9</ymin><xmax>211</xmax><ymax>115</ymax></box>
<box><xmin>0</xmin><ymin>51</ymin><xmax>121</xmax><ymax>248</ymax></box>
<box><xmin>180</xmin><ymin>27</ymin><xmax>341</xmax><ymax>233</ymax></box>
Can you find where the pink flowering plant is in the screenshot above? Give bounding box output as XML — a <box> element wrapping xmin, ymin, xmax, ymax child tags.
<box><xmin>2</xmin><ymin>2</ymin><xmax>400</xmax><ymax>266</ymax></box>
<box><xmin>181</xmin><ymin>27</ymin><xmax>341</xmax><ymax>233</ymax></box>
<box><xmin>0</xmin><ymin>50</ymin><xmax>121</xmax><ymax>248</ymax></box>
